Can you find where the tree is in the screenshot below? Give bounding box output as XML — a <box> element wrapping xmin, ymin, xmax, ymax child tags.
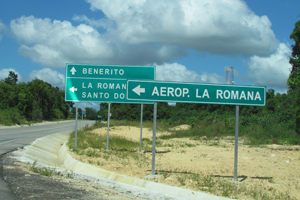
<box><xmin>85</xmin><ymin>107</ymin><xmax>98</xmax><ymax>120</ymax></box>
<box><xmin>287</xmin><ymin>20</ymin><xmax>300</xmax><ymax>135</ymax></box>
<box><xmin>4</xmin><ymin>71</ymin><xmax>18</xmax><ymax>84</ymax></box>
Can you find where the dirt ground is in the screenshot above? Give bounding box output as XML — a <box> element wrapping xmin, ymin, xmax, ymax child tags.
<box><xmin>0</xmin><ymin>152</ymin><xmax>146</xmax><ymax>200</ymax></box>
<box><xmin>68</xmin><ymin>125</ymin><xmax>300</xmax><ymax>199</ymax></box>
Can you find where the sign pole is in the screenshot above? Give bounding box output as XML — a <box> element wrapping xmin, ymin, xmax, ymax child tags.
<box><xmin>152</xmin><ymin>102</ymin><xmax>157</xmax><ymax>175</ymax></box>
<box><xmin>106</xmin><ymin>103</ymin><xmax>111</xmax><ymax>150</ymax></box>
<box><xmin>232</xmin><ymin>72</ymin><xmax>240</xmax><ymax>182</ymax></box>
<box><xmin>234</xmin><ymin>105</ymin><xmax>239</xmax><ymax>182</ymax></box>
<box><xmin>139</xmin><ymin>104</ymin><xmax>143</xmax><ymax>153</ymax></box>
<box><xmin>75</xmin><ymin>102</ymin><xmax>78</xmax><ymax>150</ymax></box>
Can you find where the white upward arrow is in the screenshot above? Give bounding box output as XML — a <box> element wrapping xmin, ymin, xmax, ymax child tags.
<box><xmin>69</xmin><ymin>86</ymin><xmax>78</xmax><ymax>93</ymax></box>
<box><xmin>132</xmin><ymin>85</ymin><xmax>145</xmax><ymax>96</ymax></box>
<box><xmin>70</xmin><ymin>67</ymin><xmax>76</xmax><ymax>75</ymax></box>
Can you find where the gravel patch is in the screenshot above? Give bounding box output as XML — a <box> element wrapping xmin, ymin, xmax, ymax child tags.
<box><xmin>1</xmin><ymin>151</ymin><xmax>184</xmax><ymax>200</ymax></box>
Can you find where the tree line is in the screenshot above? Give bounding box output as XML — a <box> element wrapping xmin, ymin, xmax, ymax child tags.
<box><xmin>0</xmin><ymin>72</ymin><xmax>73</xmax><ymax>124</ymax></box>
<box><xmin>99</xmin><ymin>88</ymin><xmax>295</xmax><ymax>128</ymax></box>
<box><xmin>98</xmin><ymin>88</ymin><xmax>298</xmax><ymax>144</ymax></box>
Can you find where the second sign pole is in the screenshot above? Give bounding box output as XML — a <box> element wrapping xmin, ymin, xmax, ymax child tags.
<box><xmin>106</xmin><ymin>102</ymin><xmax>111</xmax><ymax>151</ymax></box>
<box><xmin>151</xmin><ymin>102</ymin><xmax>157</xmax><ymax>175</ymax></box>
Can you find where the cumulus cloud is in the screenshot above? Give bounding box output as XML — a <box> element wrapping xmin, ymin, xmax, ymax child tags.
<box><xmin>72</xmin><ymin>15</ymin><xmax>114</xmax><ymax>30</ymax></box>
<box><xmin>29</xmin><ymin>68</ymin><xmax>65</xmax><ymax>88</ymax></box>
<box><xmin>9</xmin><ymin>0</ymin><xmax>280</xmax><ymax>68</ymax></box>
<box><xmin>10</xmin><ymin>16</ymin><xmax>184</xmax><ymax>68</ymax></box>
<box><xmin>247</xmin><ymin>43</ymin><xmax>292</xmax><ymax>89</ymax></box>
<box><xmin>86</xmin><ymin>0</ymin><xmax>279</xmax><ymax>56</ymax></box>
<box><xmin>0</xmin><ymin>19</ymin><xmax>6</xmax><ymax>41</ymax></box>
<box><xmin>10</xmin><ymin>16</ymin><xmax>115</xmax><ymax>67</ymax></box>
<box><xmin>0</xmin><ymin>68</ymin><xmax>22</xmax><ymax>82</ymax></box>
<box><xmin>156</xmin><ymin>63</ymin><xmax>222</xmax><ymax>83</ymax></box>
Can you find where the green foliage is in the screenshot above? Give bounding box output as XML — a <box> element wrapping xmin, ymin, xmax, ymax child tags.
<box><xmin>98</xmin><ymin>90</ymin><xmax>297</xmax><ymax>145</ymax></box>
<box><xmin>85</xmin><ymin>107</ymin><xmax>98</xmax><ymax>120</ymax></box>
<box><xmin>0</xmin><ymin>108</ymin><xmax>25</xmax><ymax>125</ymax></box>
<box><xmin>0</xmin><ymin>73</ymin><xmax>74</xmax><ymax>124</ymax></box>
<box><xmin>4</xmin><ymin>71</ymin><xmax>18</xmax><ymax>84</ymax></box>
<box><xmin>287</xmin><ymin>20</ymin><xmax>300</xmax><ymax>135</ymax></box>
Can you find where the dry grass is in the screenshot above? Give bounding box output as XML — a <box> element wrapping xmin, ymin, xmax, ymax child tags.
<box><xmin>67</xmin><ymin>124</ymin><xmax>299</xmax><ymax>200</ymax></box>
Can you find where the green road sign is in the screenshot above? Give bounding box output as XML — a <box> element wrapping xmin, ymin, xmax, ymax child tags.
<box><xmin>65</xmin><ymin>78</ymin><xmax>153</xmax><ymax>104</ymax></box>
<box><xmin>66</xmin><ymin>64</ymin><xmax>155</xmax><ymax>80</ymax></box>
<box><xmin>65</xmin><ymin>64</ymin><xmax>155</xmax><ymax>103</ymax></box>
<box><xmin>127</xmin><ymin>80</ymin><xmax>266</xmax><ymax>106</ymax></box>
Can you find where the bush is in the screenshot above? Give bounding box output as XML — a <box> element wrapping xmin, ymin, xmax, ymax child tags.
<box><xmin>0</xmin><ymin>108</ymin><xmax>24</xmax><ymax>125</ymax></box>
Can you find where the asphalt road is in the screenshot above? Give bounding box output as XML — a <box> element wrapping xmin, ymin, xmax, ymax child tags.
<box><xmin>0</xmin><ymin>120</ymin><xmax>95</xmax><ymax>200</ymax></box>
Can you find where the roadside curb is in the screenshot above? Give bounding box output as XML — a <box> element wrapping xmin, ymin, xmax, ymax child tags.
<box><xmin>14</xmin><ymin>131</ymin><xmax>232</xmax><ymax>200</ymax></box>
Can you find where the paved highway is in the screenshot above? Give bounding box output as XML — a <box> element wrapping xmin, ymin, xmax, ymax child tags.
<box><xmin>0</xmin><ymin>120</ymin><xmax>95</xmax><ymax>200</ymax></box>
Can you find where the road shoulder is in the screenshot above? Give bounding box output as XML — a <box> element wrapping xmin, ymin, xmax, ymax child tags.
<box><xmin>0</xmin><ymin>152</ymin><xmax>146</xmax><ymax>200</ymax></box>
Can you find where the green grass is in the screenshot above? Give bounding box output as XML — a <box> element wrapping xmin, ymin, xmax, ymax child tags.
<box><xmin>157</xmin><ymin>117</ymin><xmax>298</xmax><ymax>145</ymax></box>
<box><xmin>28</xmin><ymin>161</ymin><xmax>73</xmax><ymax>178</ymax></box>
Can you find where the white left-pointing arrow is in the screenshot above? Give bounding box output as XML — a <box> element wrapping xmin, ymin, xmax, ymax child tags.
<box><xmin>132</xmin><ymin>85</ymin><xmax>145</xmax><ymax>96</ymax></box>
<box><xmin>70</xmin><ymin>67</ymin><xmax>76</xmax><ymax>75</ymax></box>
<box><xmin>69</xmin><ymin>86</ymin><xmax>78</xmax><ymax>93</ymax></box>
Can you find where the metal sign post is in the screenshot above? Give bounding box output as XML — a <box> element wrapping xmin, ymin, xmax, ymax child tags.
<box><xmin>106</xmin><ymin>103</ymin><xmax>111</xmax><ymax>150</ymax></box>
<box><xmin>75</xmin><ymin>102</ymin><xmax>78</xmax><ymax>150</ymax></box>
<box><xmin>234</xmin><ymin>105</ymin><xmax>240</xmax><ymax>182</ymax></box>
<box><xmin>82</xmin><ymin>109</ymin><xmax>86</xmax><ymax>120</ymax></box>
<box><xmin>139</xmin><ymin>104</ymin><xmax>143</xmax><ymax>153</ymax></box>
<box><xmin>152</xmin><ymin>102</ymin><xmax>157</xmax><ymax>175</ymax></box>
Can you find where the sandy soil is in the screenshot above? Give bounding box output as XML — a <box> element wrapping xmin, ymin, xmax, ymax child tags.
<box><xmin>68</xmin><ymin>125</ymin><xmax>300</xmax><ymax>199</ymax></box>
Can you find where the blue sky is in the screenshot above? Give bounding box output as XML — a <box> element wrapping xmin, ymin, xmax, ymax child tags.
<box><xmin>0</xmin><ymin>0</ymin><xmax>299</xmax><ymax>109</ymax></box>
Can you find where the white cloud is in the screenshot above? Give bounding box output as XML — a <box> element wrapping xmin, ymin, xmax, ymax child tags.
<box><xmin>0</xmin><ymin>68</ymin><xmax>22</xmax><ymax>82</ymax></box>
<box><xmin>86</xmin><ymin>0</ymin><xmax>279</xmax><ymax>56</ymax></box>
<box><xmin>72</xmin><ymin>15</ymin><xmax>114</xmax><ymax>30</ymax></box>
<box><xmin>247</xmin><ymin>43</ymin><xmax>292</xmax><ymax>89</ymax></box>
<box><xmin>9</xmin><ymin>0</ymin><xmax>280</xmax><ymax>69</ymax></box>
<box><xmin>10</xmin><ymin>16</ymin><xmax>115</xmax><ymax>67</ymax></box>
<box><xmin>156</xmin><ymin>63</ymin><xmax>222</xmax><ymax>83</ymax></box>
<box><xmin>79</xmin><ymin>102</ymin><xmax>100</xmax><ymax>111</ymax></box>
<box><xmin>10</xmin><ymin>16</ymin><xmax>184</xmax><ymax>67</ymax></box>
<box><xmin>29</xmin><ymin>68</ymin><xmax>65</xmax><ymax>88</ymax></box>
<box><xmin>0</xmin><ymin>19</ymin><xmax>6</xmax><ymax>41</ymax></box>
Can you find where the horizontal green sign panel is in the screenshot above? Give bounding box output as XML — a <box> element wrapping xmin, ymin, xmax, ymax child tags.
<box><xmin>127</xmin><ymin>80</ymin><xmax>266</xmax><ymax>106</ymax></box>
<box><xmin>66</xmin><ymin>64</ymin><xmax>155</xmax><ymax>80</ymax></box>
<box><xmin>65</xmin><ymin>78</ymin><xmax>153</xmax><ymax>104</ymax></box>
